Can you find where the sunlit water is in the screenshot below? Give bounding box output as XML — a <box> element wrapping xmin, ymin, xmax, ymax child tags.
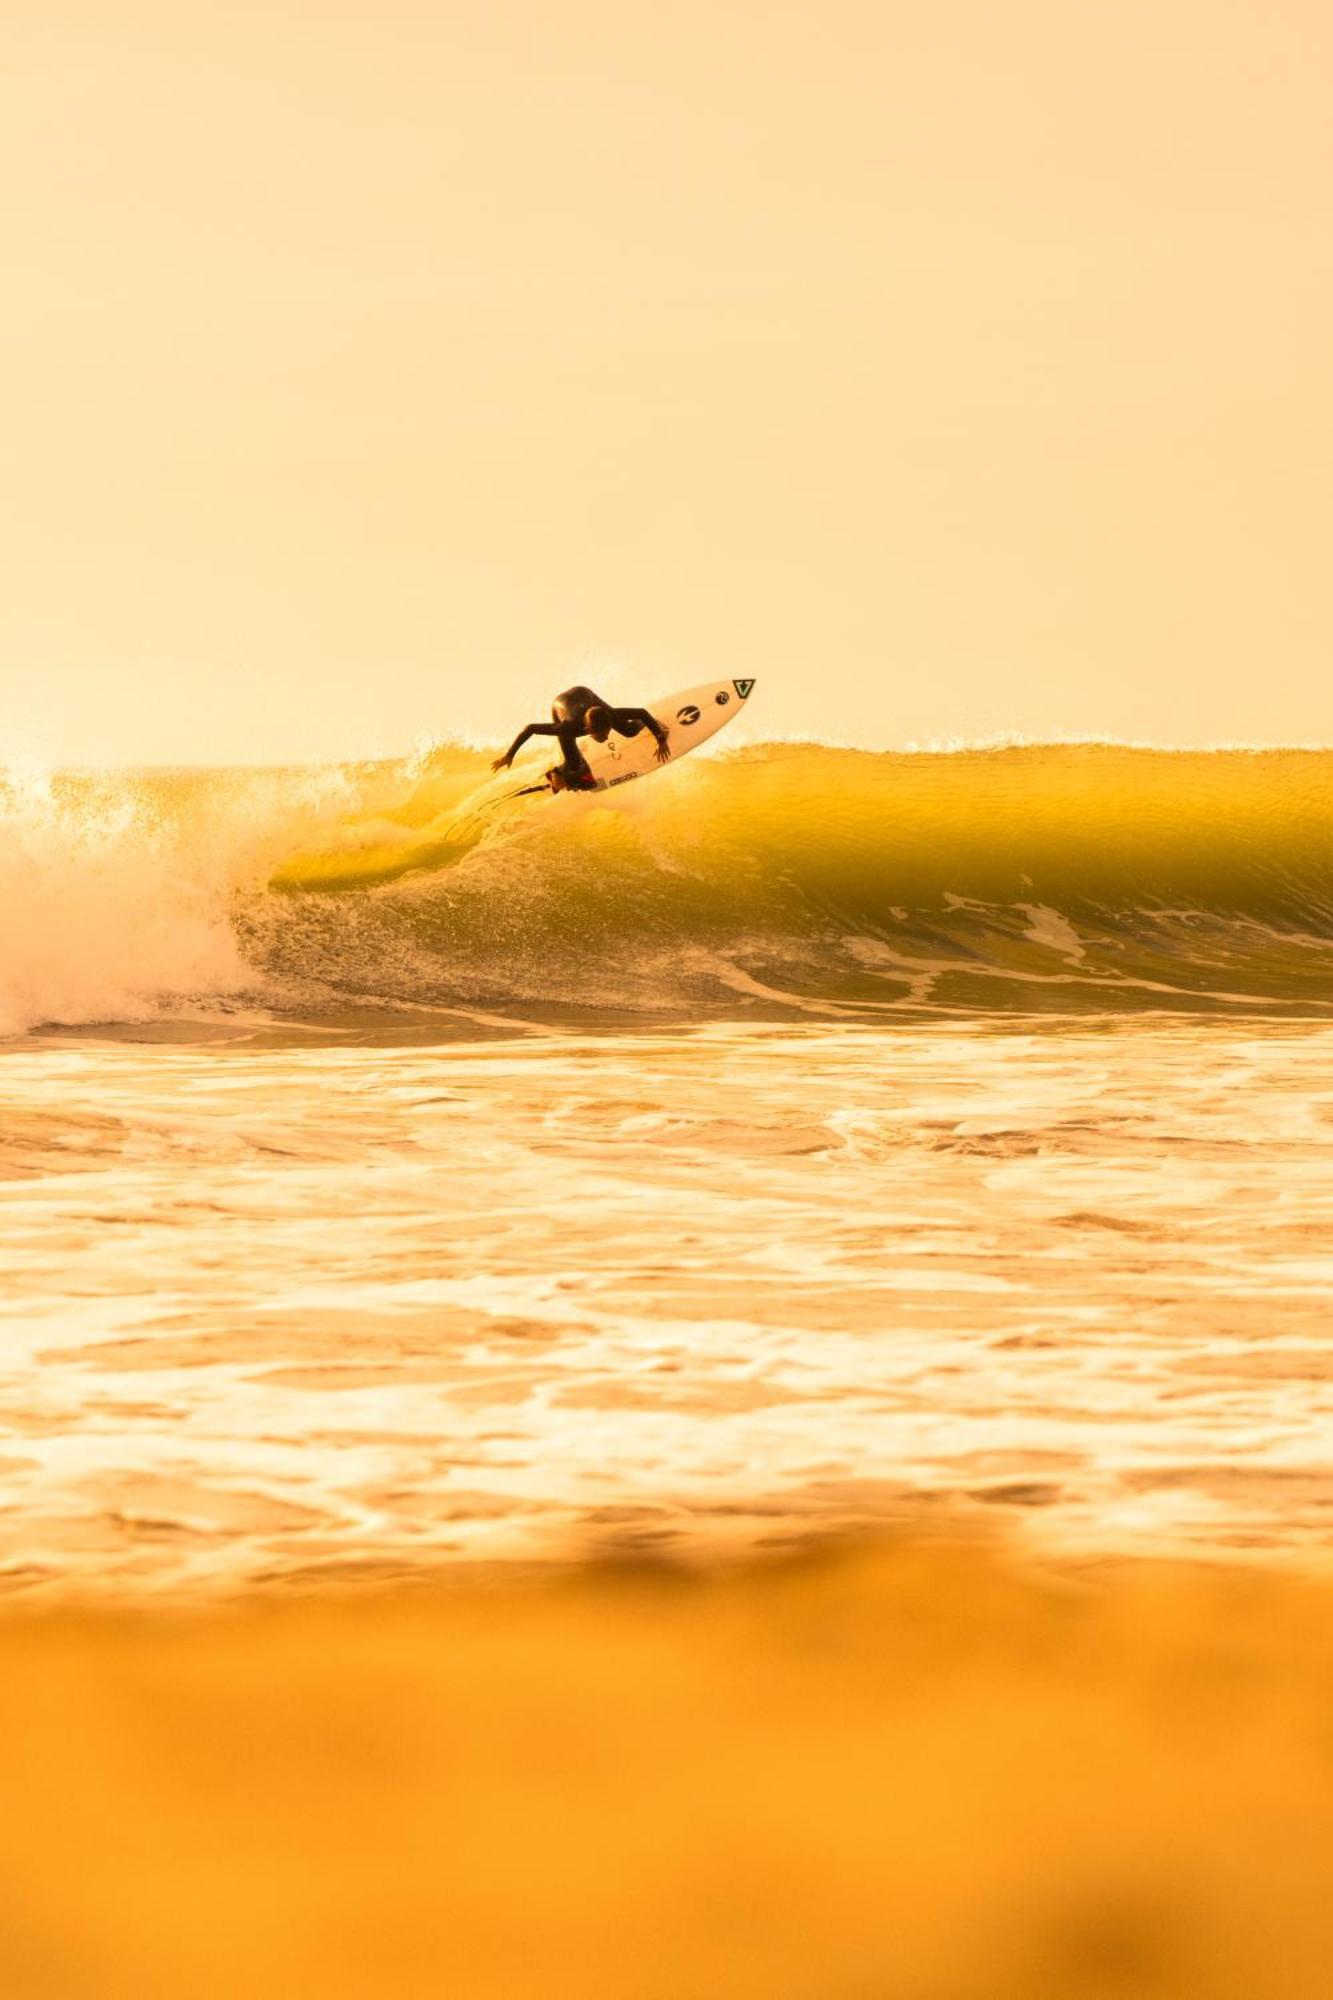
<box><xmin>4</xmin><ymin>1015</ymin><xmax>1332</xmax><ymax>1598</ymax></box>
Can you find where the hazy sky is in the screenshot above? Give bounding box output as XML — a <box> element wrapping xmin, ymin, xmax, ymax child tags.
<box><xmin>4</xmin><ymin>0</ymin><xmax>1331</xmax><ymax>764</ymax></box>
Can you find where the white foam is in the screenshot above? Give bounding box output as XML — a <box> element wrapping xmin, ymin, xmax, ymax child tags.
<box><xmin>0</xmin><ymin>767</ymin><xmax>249</xmax><ymax>1036</ymax></box>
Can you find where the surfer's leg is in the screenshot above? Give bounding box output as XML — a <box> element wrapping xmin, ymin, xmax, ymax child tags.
<box><xmin>547</xmin><ymin>758</ymin><xmax>598</xmax><ymax>794</ymax></box>
<box><xmin>553</xmin><ymin>722</ymin><xmax>595</xmax><ymax>785</ymax></box>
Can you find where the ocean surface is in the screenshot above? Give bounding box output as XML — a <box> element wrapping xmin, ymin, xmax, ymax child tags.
<box><xmin>4</xmin><ymin>739</ymin><xmax>1333</xmax><ymax>1597</ymax></box>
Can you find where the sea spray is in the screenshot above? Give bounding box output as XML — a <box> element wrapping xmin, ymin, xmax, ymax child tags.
<box><xmin>0</xmin><ymin>765</ymin><xmax>257</xmax><ymax>1035</ymax></box>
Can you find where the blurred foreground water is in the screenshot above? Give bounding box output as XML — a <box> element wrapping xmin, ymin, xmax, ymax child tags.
<box><xmin>3</xmin><ymin>1541</ymin><xmax>1333</xmax><ymax>1998</ymax></box>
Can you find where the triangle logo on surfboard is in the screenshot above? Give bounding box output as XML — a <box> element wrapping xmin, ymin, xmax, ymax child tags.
<box><xmin>732</xmin><ymin>679</ymin><xmax>755</xmax><ymax>699</ymax></box>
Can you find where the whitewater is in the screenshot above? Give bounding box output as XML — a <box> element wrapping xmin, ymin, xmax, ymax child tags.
<box><xmin>3</xmin><ymin>739</ymin><xmax>1333</xmax><ymax>1597</ymax></box>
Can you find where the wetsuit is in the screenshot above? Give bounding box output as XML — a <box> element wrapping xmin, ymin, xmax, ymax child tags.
<box><xmin>496</xmin><ymin>686</ymin><xmax>669</xmax><ymax>788</ymax></box>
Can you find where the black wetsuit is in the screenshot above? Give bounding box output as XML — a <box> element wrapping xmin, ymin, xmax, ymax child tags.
<box><xmin>497</xmin><ymin>685</ymin><xmax>668</xmax><ymax>787</ymax></box>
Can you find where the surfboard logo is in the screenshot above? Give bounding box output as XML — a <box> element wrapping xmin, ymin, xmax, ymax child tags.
<box><xmin>715</xmin><ymin>691</ymin><xmax>730</xmax><ymax>705</ymax></box>
<box><xmin>676</xmin><ymin>704</ymin><xmax>701</xmax><ymax>725</ymax></box>
<box><xmin>733</xmin><ymin>679</ymin><xmax>755</xmax><ymax>699</ymax></box>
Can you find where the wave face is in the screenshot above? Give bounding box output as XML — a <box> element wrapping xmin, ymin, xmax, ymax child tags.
<box><xmin>6</xmin><ymin>741</ymin><xmax>1333</xmax><ymax>1031</ymax></box>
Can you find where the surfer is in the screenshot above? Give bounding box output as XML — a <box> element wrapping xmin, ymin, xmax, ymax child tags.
<box><xmin>491</xmin><ymin>685</ymin><xmax>671</xmax><ymax>792</ymax></box>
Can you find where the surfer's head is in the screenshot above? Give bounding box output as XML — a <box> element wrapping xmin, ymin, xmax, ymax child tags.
<box><xmin>584</xmin><ymin>705</ymin><xmax>613</xmax><ymax>742</ymax></box>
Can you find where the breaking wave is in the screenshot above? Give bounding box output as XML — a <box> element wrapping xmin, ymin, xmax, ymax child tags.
<box><xmin>6</xmin><ymin>740</ymin><xmax>1333</xmax><ymax>1032</ymax></box>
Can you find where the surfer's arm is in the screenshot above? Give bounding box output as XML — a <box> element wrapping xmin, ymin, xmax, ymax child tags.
<box><xmin>619</xmin><ymin>707</ymin><xmax>671</xmax><ymax>762</ymax></box>
<box><xmin>492</xmin><ymin>722</ymin><xmax>558</xmax><ymax>771</ymax></box>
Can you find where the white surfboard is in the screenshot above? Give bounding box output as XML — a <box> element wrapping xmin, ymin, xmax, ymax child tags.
<box><xmin>560</xmin><ymin>678</ymin><xmax>756</xmax><ymax>792</ymax></box>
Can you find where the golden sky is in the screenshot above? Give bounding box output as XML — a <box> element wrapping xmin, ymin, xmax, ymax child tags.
<box><xmin>4</xmin><ymin>0</ymin><xmax>1331</xmax><ymax>764</ymax></box>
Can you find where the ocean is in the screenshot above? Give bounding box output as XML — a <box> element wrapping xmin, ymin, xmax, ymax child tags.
<box><xmin>4</xmin><ymin>738</ymin><xmax>1332</xmax><ymax>1598</ymax></box>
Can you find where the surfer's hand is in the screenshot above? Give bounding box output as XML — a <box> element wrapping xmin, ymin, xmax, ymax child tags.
<box><xmin>654</xmin><ymin>741</ymin><xmax>671</xmax><ymax>764</ymax></box>
<box><xmin>491</xmin><ymin>754</ymin><xmax>511</xmax><ymax>772</ymax></box>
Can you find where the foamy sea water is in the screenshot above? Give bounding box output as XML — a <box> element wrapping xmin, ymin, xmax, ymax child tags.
<box><xmin>4</xmin><ymin>1015</ymin><xmax>1332</xmax><ymax>1598</ymax></box>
